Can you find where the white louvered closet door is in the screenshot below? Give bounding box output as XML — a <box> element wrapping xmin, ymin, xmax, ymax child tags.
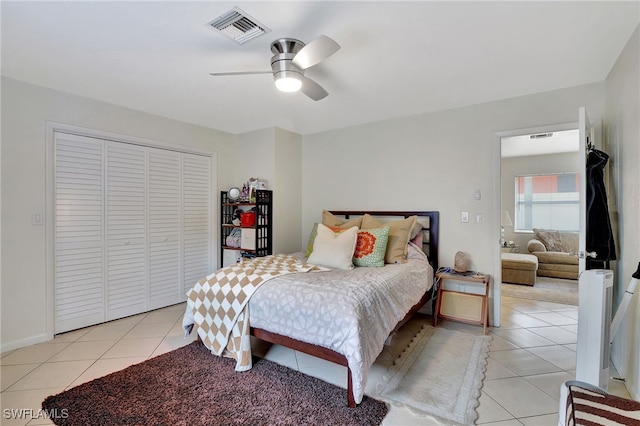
<box><xmin>54</xmin><ymin>133</ymin><xmax>105</xmax><ymax>332</ymax></box>
<box><xmin>182</xmin><ymin>153</ymin><xmax>212</xmax><ymax>294</ymax></box>
<box><xmin>105</xmin><ymin>141</ymin><xmax>147</xmax><ymax>320</ymax></box>
<box><xmin>54</xmin><ymin>131</ymin><xmax>213</xmax><ymax>333</ymax></box>
<box><xmin>148</xmin><ymin>148</ymin><xmax>182</xmax><ymax>309</ymax></box>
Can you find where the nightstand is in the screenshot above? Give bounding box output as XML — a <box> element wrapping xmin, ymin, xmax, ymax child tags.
<box><xmin>434</xmin><ymin>270</ymin><xmax>491</xmax><ymax>334</ymax></box>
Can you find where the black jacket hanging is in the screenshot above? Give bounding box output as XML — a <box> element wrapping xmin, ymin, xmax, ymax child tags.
<box><xmin>586</xmin><ymin>148</ymin><xmax>616</xmax><ymax>265</ymax></box>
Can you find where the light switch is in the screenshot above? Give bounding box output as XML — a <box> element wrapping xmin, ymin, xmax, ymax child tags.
<box><xmin>474</xmin><ymin>189</ymin><xmax>481</xmax><ymax>200</ymax></box>
<box><xmin>461</xmin><ymin>212</ymin><xmax>469</xmax><ymax>223</ymax></box>
<box><xmin>475</xmin><ymin>213</ymin><xmax>482</xmax><ymax>224</ymax></box>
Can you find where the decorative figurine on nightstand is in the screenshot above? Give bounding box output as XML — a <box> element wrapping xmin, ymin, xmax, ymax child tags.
<box><xmin>454</xmin><ymin>251</ymin><xmax>470</xmax><ymax>273</ymax></box>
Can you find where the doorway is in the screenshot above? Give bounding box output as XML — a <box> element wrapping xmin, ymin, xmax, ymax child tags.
<box><xmin>499</xmin><ymin>127</ymin><xmax>581</xmax><ymax>305</ymax></box>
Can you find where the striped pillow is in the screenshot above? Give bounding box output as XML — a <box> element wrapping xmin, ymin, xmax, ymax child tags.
<box><xmin>564</xmin><ymin>382</ymin><xmax>640</xmax><ymax>425</ymax></box>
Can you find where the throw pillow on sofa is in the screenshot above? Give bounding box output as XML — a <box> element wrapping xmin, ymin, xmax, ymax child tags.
<box><xmin>533</xmin><ymin>228</ymin><xmax>568</xmax><ymax>252</ymax></box>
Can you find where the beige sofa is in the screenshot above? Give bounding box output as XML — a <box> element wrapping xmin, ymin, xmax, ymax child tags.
<box><xmin>527</xmin><ymin>229</ymin><xmax>579</xmax><ymax>280</ymax></box>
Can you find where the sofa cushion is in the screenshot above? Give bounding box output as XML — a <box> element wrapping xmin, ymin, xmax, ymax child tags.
<box><xmin>501</xmin><ymin>253</ymin><xmax>538</xmax><ymax>271</ymax></box>
<box><xmin>502</xmin><ymin>268</ymin><xmax>536</xmax><ymax>286</ymax></box>
<box><xmin>501</xmin><ymin>253</ymin><xmax>538</xmax><ymax>286</ymax></box>
<box><xmin>537</xmin><ymin>263</ymin><xmax>579</xmax><ymax>280</ymax></box>
<box><xmin>534</xmin><ymin>251</ymin><xmax>579</xmax><ymax>265</ymax></box>
<box><xmin>562</xmin><ymin>232</ymin><xmax>579</xmax><ymax>254</ymax></box>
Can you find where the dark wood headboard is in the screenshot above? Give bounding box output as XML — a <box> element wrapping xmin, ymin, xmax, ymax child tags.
<box><xmin>327</xmin><ymin>211</ymin><xmax>439</xmax><ymax>272</ymax></box>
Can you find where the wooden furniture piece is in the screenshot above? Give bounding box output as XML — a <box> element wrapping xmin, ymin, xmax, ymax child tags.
<box><xmin>220</xmin><ymin>189</ymin><xmax>272</xmax><ymax>266</ymax></box>
<box><xmin>250</xmin><ymin>210</ymin><xmax>439</xmax><ymax>407</ymax></box>
<box><xmin>434</xmin><ymin>270</ymin><xmax>490</xmax><ymax>334</ymax></box>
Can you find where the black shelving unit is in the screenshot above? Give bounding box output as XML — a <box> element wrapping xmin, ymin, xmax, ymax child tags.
<box><xmin>220</xmin><ymin>189</ymin><xmax>272</xmax><ymax>266</ymax></box>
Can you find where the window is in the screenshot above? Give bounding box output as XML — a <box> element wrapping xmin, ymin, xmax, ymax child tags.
<box><xmin>514</xmin><ymin>173</ymin><xmax>579</xmax><ymax>232</ymax></box>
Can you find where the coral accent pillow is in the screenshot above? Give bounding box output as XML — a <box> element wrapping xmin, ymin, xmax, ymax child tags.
<box><xmin>353</xmin><ymin>226</ymin><xmax>390</xmax><ymax>267</ymax></box>
<box><xmin>307</xmin><ymin>224</ymin><xmax>358</xmax><ymax>270</ymax></box>
<box><xmin>361</xmin><ymin>214</ymin><xmax>418</xmax><ymax>264</ymax></box>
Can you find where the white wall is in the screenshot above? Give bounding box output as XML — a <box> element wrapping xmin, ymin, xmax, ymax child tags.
<box><xmin>605</xmin><ymin>25</ymin><xmax>640</xmax><ymax>400</ymax></box>
<box><xmin>302</xmin><ymin>82</ymin><xmax>605</xmax><ymax>327</ymax></box>
<box><xmin>274</xmin><ymin>128</ymin><xmax>302</xmax><ymax>255</ymax></box>
<box><xmin>235</xmin><ymin>128</ymin><xmax>276</xmax><ymax>190</ymax></box>
<box><xmin>235</xmin><ymin>127</ymin><xmax>302</xmax><ymax>256</ymax></box>
<box><xmin>501</xmin><ymin>151</ymin><xmax>581</xmax><ymax>249</ymax></box>
<box><xmin>0</xmin><ymin>77</ymin><xmax>235</xmax><ymax>351</ymax></box>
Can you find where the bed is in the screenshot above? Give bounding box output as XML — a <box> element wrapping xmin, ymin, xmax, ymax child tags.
<box><xmin>183</xmin><ymin>210</ymin><xmax>439</xmax><ymax>407</ymax></box>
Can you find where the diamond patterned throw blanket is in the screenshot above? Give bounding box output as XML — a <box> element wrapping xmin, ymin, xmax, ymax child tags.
<box><xmin>186</xmin><ymin>254</ymin><xmax>317</xmax><ymax>371</ymax></box>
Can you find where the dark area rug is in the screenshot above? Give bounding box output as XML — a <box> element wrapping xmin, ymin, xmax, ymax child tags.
<box><xmin>42</xmin><ymin>341</ymin><xmax>388</xmax><ymax>426</ymax></box>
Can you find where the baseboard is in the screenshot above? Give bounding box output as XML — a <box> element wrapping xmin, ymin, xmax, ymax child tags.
<box><xmin>1</xmin><ymin>333</ymin><xmax>51</xmax><ymax>353</ymax></box>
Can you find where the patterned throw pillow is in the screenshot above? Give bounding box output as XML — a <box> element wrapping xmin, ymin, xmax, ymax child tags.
<box><xmin>306</xmin><ymin>223</ymin><xmax>319</xmax><ymax>257</ymax></box>
<box><xmin>353</xmin><ymin>226</ymin><xmax>390</xmax><ymax>267</ymax></box>
<box><xmin>533</xmin><ymin>228</ymin><xmax>567</xmax><ymax>252</ymax></box>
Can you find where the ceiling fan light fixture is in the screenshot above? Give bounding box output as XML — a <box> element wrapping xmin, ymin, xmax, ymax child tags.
<box><xmin>274</xmin><ymin>72</ymin><xmax>302</xmax><ymax>92</ymax></box>
<box><xmin>210</xmin><ymin>35</ymin><xmax>340</xmax><ymax>100</ymax></box>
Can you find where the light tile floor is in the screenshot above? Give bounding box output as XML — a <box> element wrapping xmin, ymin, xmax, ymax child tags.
<box><xmin>0</xmin><ymin>296</ymin><xmax>632</xmax><ymax>425</ymax></box>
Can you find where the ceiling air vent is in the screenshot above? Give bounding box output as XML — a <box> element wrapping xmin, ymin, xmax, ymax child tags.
<box><xmin>207</xmin><ymin>7</ymin><xmax>271</xmax><ymax>45</ymax></box>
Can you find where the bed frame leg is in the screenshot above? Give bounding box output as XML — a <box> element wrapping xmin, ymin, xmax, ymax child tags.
<box><xmin>347</xmin><ymin>368</ymin><xmax>356</xmax><ymax>408</ymax></box>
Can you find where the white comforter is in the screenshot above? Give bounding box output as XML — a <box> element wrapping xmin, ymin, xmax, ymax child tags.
<box><xmin>183</xmin><ymin>247</ymin><xmax>433</xmax><ymax>404</ymax></box>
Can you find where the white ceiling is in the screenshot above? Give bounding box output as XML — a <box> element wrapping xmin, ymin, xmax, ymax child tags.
<box><xmin>2</xmin><ymin>1</ymin><xmax>638</xmax><ymax>136</ymax></box>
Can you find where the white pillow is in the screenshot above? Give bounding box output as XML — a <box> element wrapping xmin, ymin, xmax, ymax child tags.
<box><xmin>307</xmin><ymin>223</ymin><xmax>358</xmax><ymax>270</ymax></box>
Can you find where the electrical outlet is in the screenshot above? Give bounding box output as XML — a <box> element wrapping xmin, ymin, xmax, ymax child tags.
<box><xmin>32</xmin><ymin>212</ymin><xmax>43</xmax><ymax>225</ymax></box>
<box><xmin>461</xmin><ymin>212</ymin><xmax>469</xmax><ymax>223</ymax></box>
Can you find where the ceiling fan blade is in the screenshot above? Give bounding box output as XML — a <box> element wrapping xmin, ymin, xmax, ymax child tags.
<box><xmin>209</xmin><ymin>71</ymin><xmax>271</xmax><ymax>76</ymax></box>
<box><xmin>301</xmin><ymin>77</ymin><xmax>328</xmax><ymax>101</ymax></box>
<box><xmin>292</xmin><ymin>35</ymin><xmax>340</xmax><ymax>70</ymax></box>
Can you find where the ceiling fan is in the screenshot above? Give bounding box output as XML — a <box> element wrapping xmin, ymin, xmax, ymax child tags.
<box><xmin>210</xmin><ymin>35</ymin><xmax>340</xmax><ymax>101</ymax></box>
